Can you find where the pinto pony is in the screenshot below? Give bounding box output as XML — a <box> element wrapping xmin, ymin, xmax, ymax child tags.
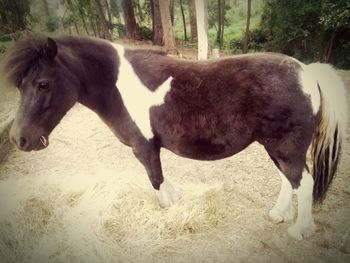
<box><xmin>2</xmin><ymin>36</ymin><xmax>347</xmax><ymax>240</ymax></box>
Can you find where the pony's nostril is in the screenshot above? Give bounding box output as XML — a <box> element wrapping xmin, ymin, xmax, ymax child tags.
<box><xmin>19</xmin><ymin>137</ymin><xmax>27</xmax><ymax>148</ymax></box>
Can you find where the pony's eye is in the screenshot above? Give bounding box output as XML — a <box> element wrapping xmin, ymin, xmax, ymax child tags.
<box><xmin>38</xmin><ymin>81</ymin><xmax>50</xmax><ymax>91</ymax></box>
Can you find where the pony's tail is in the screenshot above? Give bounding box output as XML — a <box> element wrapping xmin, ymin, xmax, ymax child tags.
<box><xmin>309</xmin><ymin>64</ymin><xmax>348</xmax><ymax>204</ymax></box>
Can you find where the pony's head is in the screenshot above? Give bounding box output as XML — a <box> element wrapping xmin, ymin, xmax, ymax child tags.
<box><xmin>3</xmin><ymin>36</ymin><xmax>80</xmax><ymax>151</ymax></box>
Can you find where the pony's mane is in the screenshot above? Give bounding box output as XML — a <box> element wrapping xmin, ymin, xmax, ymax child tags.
<box><xmin>2</xmin><ymin>35</ymin><xmax>48</xmax><ymax>87</ymax></box>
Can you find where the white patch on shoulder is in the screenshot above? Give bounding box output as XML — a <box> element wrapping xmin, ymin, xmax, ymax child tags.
<box><xmin>297</xmin><ymin>62</ymin><xmax>321</xmax><ymax>115</ymax></box>
<box><xmin>112</xmin><ymin>44</ymin><xmax>172</xmax><ymax>140</ymax></box>
<box><xmin>155</xmin><ymin>177</ymin><xmax>178</xmax><ymax>208</ymax></box>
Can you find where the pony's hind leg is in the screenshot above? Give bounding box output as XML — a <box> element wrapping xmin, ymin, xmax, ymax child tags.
<box><xmin>269</xmin><ymin>171</ymin><xmax>295</xmax><ymax>222</ymax></box>
<box><xmin>265</xmin><ymin>143</ymin><xmax>316</xmax><ymax>239</ymax></box>
<box><xmin>288</xmin><ymin>169</ymin><xmax>316</xmax><ymax>240</ymax></box>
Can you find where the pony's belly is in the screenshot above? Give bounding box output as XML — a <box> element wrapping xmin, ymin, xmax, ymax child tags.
<box><xmin>161</xmin><ymin>137</ymin><xmax>251</xmax><ymax>161</ymax></box>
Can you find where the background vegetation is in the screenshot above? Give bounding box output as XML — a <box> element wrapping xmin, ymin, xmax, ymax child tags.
<box><xmin>0</xmin><ymin>0</ymin><xmax>349</xmax><ymax>68</ymax></box>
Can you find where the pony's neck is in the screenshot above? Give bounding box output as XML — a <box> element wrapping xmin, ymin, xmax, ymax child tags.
<box><xmin>59</xmin><ymin>36</ymin><xmax>133</xmax><ymax>144</ymax></box>
<box><xmin>58</xmin><ymin>37</ymin><xmax>118</xmax><ymax>111</ymax></box>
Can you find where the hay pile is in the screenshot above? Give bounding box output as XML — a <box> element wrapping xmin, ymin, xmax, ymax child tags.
<box><xmin>0</xmin><ymin>168</ymin><xmax>228</xmax><ymax>263</ymax></box>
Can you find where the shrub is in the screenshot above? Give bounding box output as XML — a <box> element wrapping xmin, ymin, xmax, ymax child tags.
<box><xmin>139</xmin><ymin>26</ymin><xmax>153</xmax><ymax>40</ymax></box>
<box><xmin>46</xmin><ymin>17</ymin><xmax>61</xmax><ymax>32</ymax></box>
<box><xmin>255</xmin><ymin>0</ymin><xmax>350</xmax><ymax>68</ymax></box>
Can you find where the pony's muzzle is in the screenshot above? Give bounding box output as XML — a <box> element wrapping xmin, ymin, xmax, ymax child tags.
<box><xmin>10</xmin><ymin>134</ymin><xmax>49</xmax><ymax>151</ymax></box>
<box><xmin>18</xmin><ymin>136</ymin><xmax>28</xmax><ymax>148</ymax></box>
<box><xmin>10</xmin><ymin>134</ymin><xmax>30</xmax><ymax>151</ymax></box>
<box><xmin>9</xmin><ymin>125</ymin><xmax>49</xmax><ymax>151</ymax></box>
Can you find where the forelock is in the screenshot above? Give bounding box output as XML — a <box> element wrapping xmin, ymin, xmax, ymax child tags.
<box><xmin>1</xmin><ymin>36</ymin><xmax>48</xmax><ymax>87</ymax></box>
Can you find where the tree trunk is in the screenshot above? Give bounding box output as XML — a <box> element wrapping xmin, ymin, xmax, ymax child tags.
<box><xmin>242</xmin><ymin>0</ymin><xmax>251</xmax><ymax>53</ymax></box>
<box><xmin>151</xmin><ymin>0</ymin><xmax>164</xmax><ymax>45</ymax></box>
<box><xmin>90</xmin><ymin>19</ymin><xmax>97</xmax><ymax>37</ymax></box>
<box><xmin>110</xmin><ymin>0</ymin><xmax>121</xmax><ymax>23</ymax></box>
<box><xmin>195</xmin><ymin>0</ymin><xmax>208</xmax><ymax>60</ymax></box>
<box><xmin>42</xmin><ymin>0</ymin><xmax>50</xmax><ymax>16</ymax></box>
<box><xmin>136</xmin><ymin>0</ymin><xmax>144</xmax><ymax>21</ymax></box>
<box><xmin>74</xmin><ymin>21</ymin><xmax>80</xmax><ymax>34</ymax></box>
<box><xmin>76</xmin><ymin>2</ymin><xmax>90</xmax><ymax>35</ymax></box>
<box><xmin>188</xmin><ymin>0</ymin><xmax>197</xmax><ymax>42</ymax></box>
<box><xmin>180</xmin><ymin>0</ymin><xmax>187</xmax><ymax>41</ymax></box>
<box><xmin>220</xmin><ymin>0</ymin><xmax>225</xmax><ymax>46</ymax></box>
<box><xmin>121</xmin><ymin>0</ymin><xmax>141</xmax><ymax>40</ymax></box>
<box><xmin>217</xmin><ymin>0</ymin><xmax>221</xmax><ymax>45</ymax></box>
<box><xmin>325</xmin><ymin>30</ymin><xmax>336</xmax><ymax>62</ymax></box>
<box><xmin>13</xmin><ymin>0</ymin><xmax>27</xmax><ymax>31</ymax></box>
<box><xmin>104</xmin><ymin>0</ymin><xmax>112</xmax><ymax>25</ymax></box>
<box><xmin>169</xmin><ymin>0</ymin><xmax>175</xmax><ymax>25</ymax></box>
<box><xmin>216</xmin><ymin>0</ymin><xmax>225</xmax><ymax>48</ymax></box>
<box><xmin>94</xmin><ymin>0</ymin><xmax>112</xmax><ymax>40</ymax></box>
<box><xmin>158</xmin><ymin>0</ymin><xmax>177</xmax><ymax>53</ymax></box>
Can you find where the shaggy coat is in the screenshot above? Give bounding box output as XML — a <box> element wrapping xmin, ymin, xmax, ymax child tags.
<box><xmin>2</xmin><ymin>35</ymin><xmax>347</xmax><ymax>240</ymax></box>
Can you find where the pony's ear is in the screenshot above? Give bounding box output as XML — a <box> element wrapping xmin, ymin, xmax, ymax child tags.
<box><xmin>42</xmin><ymin>37</ymin><xmax>57</xmax><ymax>60</ymax></box>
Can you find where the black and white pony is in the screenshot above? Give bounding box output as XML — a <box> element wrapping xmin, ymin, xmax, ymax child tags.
<box><xmin>2</xmin><ymin>36</ymin><xmax>347</xmax><ymax>240</ymax></box>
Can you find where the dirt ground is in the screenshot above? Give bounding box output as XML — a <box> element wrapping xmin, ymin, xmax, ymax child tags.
<box><xmin>0</xmin><ymin>59</ymin><xmax>349</xmax><ymax>262</ymax></box>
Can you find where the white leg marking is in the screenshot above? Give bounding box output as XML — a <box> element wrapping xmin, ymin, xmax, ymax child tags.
<box><xmin>298</xmin><ymin>62</ymin><xmax>321</xmax><ymax>115</ymax></box>
<box><xmin>113</xmin><ymin>44</ymin><xmax>172</xmax><ymax>140</ymax></box>
<box><xmin>288</xmin><ymin>169</ymin><xmax>316</xmax><ymax>240</ymax></box>
<box><xmin>269</xmin><ymin>171</ymin><xmax>295</xmax><ymax>222</ymax></box>
<box><xmin>155</xmin><ymin>177</ymin><xmax>178</xmax><ymax>208</ymax></box>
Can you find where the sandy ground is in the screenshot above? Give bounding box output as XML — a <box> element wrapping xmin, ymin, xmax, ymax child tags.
<box><xmin>0</xmin><ymin>67</ymin><xmax>349</xmax><ymax>262</ymax></box>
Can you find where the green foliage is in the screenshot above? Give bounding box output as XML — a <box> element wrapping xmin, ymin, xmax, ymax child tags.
<box><xmin>0</xmin><ymin>44</ymin><xmax>7</xmax><ymax>54</ymax></box>
<box><xmin>46</xmin><ymin>17</ymin><xmax>62</xmax><ymax>32</ymax></box>
<box><xmin>258</xmin><ymin>0</ymin><xmax>350</xmax><ymax>68</ymax></box>
<box><xmin>0</xmin><ymin>0</ymin><xmax>31</xmax><ymax>34</ymax></box>
<box><xmin>139</xmin><ymin>26</ymin><xmax>153</xmax><ymax>40</ymax></box>
<box><xmin>113</xmin><ymin>23</ymin><xmax>126</xmax><ymax>38</ymax></box>
<box><xmin>206</xmin><ymin>0</ymin><xmax>264</xmax><ymax>50</ymax></box>
<box><xmin>329</xmin><ymin>34</ymin><xmax>350</xmax><ymax>69</ymax></box>
<box><xmin>321</xmin><ymin>0</ymin><xmax>350</xmax><ymax>30</ymax></box>
<box><xmin>0</xmin><ymin>35</ymin><xmax>11</xmax><ymax>42</ymax></box>
<box><xmin>260</xmin><ymin>0</ymin><xmax>322</xmax><ymax>56</ymax></box>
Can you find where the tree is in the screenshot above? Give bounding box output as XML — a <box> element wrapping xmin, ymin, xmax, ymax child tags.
<box><xmin>135</xmin><ymin>0</ymin><xmax>144</xmax><ymax>22</ymax></box>
<box><xmin>158</xmin><ymin>0</ymin><xmax>177</xmax><ymax>53</ymax></box>
<box><xmin>151</xmin><ymin>0</ymin><xmax>164</xmax><ymax>45</ymax></box>
<box><xmin>180</xmin><ymin>0</ymin><xmax>187</xmax><ymax>40</ymax></box>
<box><xmin>242</xmin><ymin>0</ymin><xmax>251</xmax><ymax>53</ymax></box>
<box><xmin>195</xmin><ymin>0</ymin><xmax>208</xmax><ymax>60</ymax></box>
<box><xmin>188</xmin><ymin>0</ymin><xmax>197</xmax><ymax>42</ymax></box>
<box><xmin>74</xmin><ymin>0</ymin><xmax>91</xmax><ymax>35</ymax></box>
<box><xmin>169</xmin><ymin>0</ymin><xmax>175</xmax><ymax>25</ymax></box>
<box><xmin>110</xmin><ymin>0</ymin><xmax>121</xmax><ymax>23</ymax></box>
<box><xmin>41</xmin><ymin>0</ymin><xmax>50</xmax><ymax>16</ymax></box>
<box><xmin>259</xmin><ymin>0</ymin><xmax>350</xmax><ymax>68</ymax></box>
<box><xmin>216</xmin><ymin>0</ymin><xmax>225</xmax><ymax>47</ymax></box>
<box><xmin>121</xmin><ymin>0</ymin><xmax>141</xmax><ymax>40</ymax></box>
<box><xmin>0</xmin><ymin>0</ymin><xmax>31</xmax><ymax>34</ymax></box>
<box><xmin>320</xmin><ymin>0</ymin><xmax>350</xmax><ymax>63</ymax></box>
<box><xmin>260</xmin><ymin>0</ymin><xmax>321</xmax><ymax>59</ymax></box>
<box><xmin>94</xmin><ymin>0</ymin><xmax>112</xmax><ymax>40</ymax></box>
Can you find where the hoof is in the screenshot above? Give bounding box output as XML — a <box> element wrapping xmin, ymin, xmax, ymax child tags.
<box><xmin>156</xmin><ymin>178</ymin><xmax>179</xmax><ymax>208</ymax></box>
<box><xmin>269</xmin><ymin>205</ymin><xmax>295</xmax><ymax>223</ymax></box>
<box><xmin>288</xmin><ymin>221</ymin><xmax>316</xmax><ymax>240</ymax></box>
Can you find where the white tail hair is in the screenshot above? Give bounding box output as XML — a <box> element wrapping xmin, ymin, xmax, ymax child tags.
<box><xmin>306</xmin><ymin>63</ymin><xmax>348</xmax><ymax>203</ymax></box>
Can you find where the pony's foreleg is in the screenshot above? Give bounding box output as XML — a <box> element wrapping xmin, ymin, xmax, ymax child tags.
<box><xmin>132</xmin><ymin>141</ymin><xmax>178</xmax><ymax>207</ymax></box>
<box><xmin>269</xmin><ymin>171</ymin><xmax>295</xmax><ymax>222</ymax></box>
<box><xmin>288</xmin><ymin>169</ymin><xmax>316</xmax><ymax>240</ymax></box>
